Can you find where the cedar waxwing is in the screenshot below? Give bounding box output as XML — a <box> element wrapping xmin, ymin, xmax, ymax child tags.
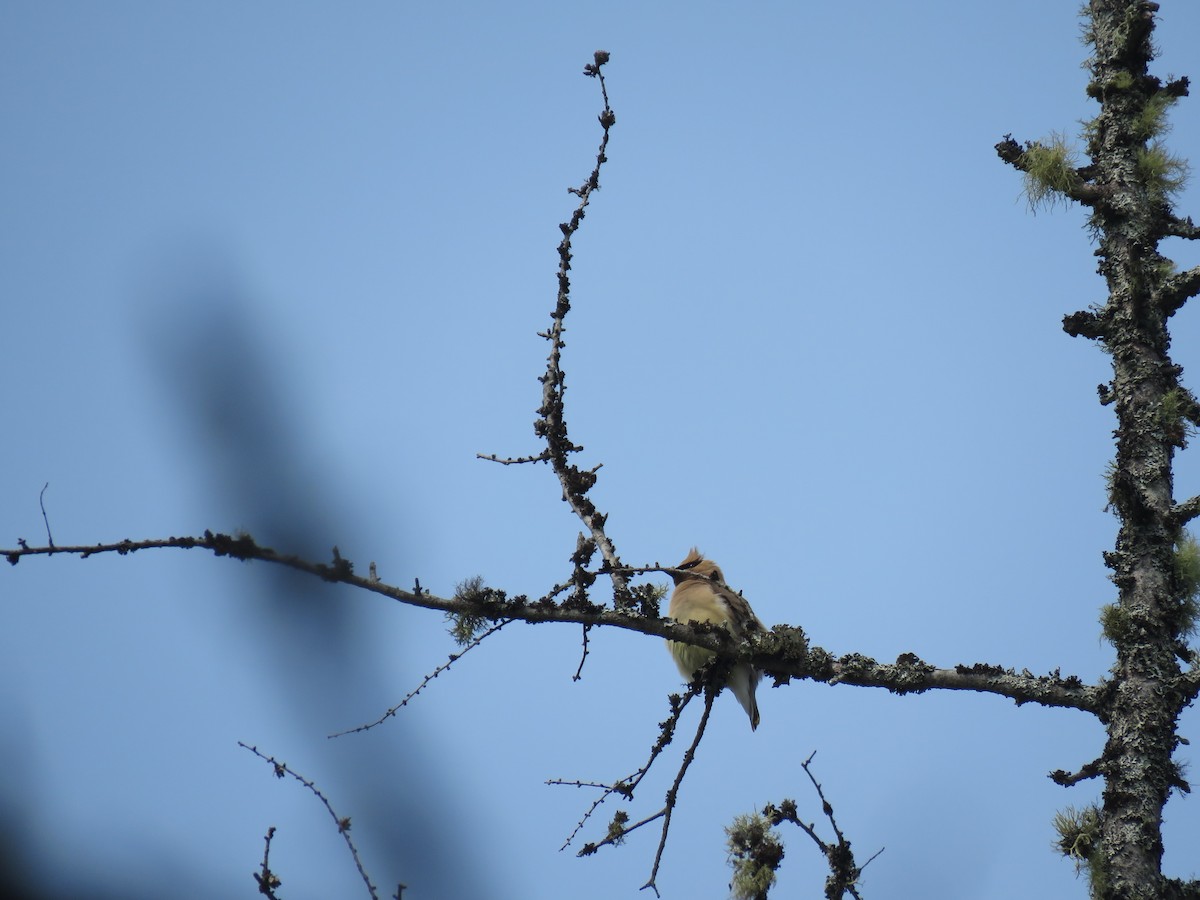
<box><xmin>666</xmin><ymin>548</ymin><xmax>766</xmax><ymax>730</ymax></box>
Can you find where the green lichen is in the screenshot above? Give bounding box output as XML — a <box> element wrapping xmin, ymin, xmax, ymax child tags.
<box><xmin>726</xmin><ymin>813</ymin><xmax>783</xmax><ymax>900</ymax></box>
<box><xmin>1102</xmin><ymin>458</ymin><xmax>1120</xmax><ymax>512</ymax></box>
<box><xmin>1172</xmin><ymin>532</ymin><xmax>1200</xmax><ymax>637</ymax></box>
<box><xmin>1132</xmin><ymin>91</ymin><xmax>1177</xmax><ymax>141</ymax></box>
<box><xmin>1137</xmin><ymin>143</ymin><xmax>1189</xmax><ymax>202</ymax></box>
<box><xmin>1100</xmin><ymin>602</ymin><xmax>1133</xmax><ymax>646</ymax></box>
<box><xmin>1078</xmin><ymin>3</ymin><xmax>1097</xmax><ymax>48</ymax></box>
<box><xmin>1159</xmin><ymin>388</ymin><xmax>1197</xmax><ymax>447</ymax></box>
<box><xmin>1053</xmin><ymin>804</ymin><xmax>1105</xmax><ymax>893</ymax></box>
<box><xmin>1022</xmin><ymin>133</ymin><xmax>1082</xmax><ymax>211</ymax></box>
<box><xmin>446</xmin><ymin>575</ymin><xmax>498</xmax><ymax>644</ymax></box>
<box><xmin>1154</xmin><ymin>257</ymin><xmax>1178</xmax><ymax>279</ymax></box>
<box><xmin>605</xmin><ymin>810</ymin><xmax>629</xmax><ymax>845</ymax></box>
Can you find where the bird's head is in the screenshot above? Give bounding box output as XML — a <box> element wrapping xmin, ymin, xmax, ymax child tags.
<box><xmin>671</xmin><ymin>547</ymin><xmax>725</xmax><ymax>585</ymax></box>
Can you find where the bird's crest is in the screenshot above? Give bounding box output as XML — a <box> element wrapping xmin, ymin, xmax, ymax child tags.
<box><xmin>676</xmin><ymin>547</ymin><xmax>724</xmax><ymax>582</ymax></box>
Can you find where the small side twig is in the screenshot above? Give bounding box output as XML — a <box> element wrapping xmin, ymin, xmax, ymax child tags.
<box><xmin>573</xmin><ymin>623</ymin><xmax>592</xmax><ymax>681</ymax></box>
<box><xmin>328</xmin><ymin>619</ymin><xmax>512</xmax><ymax>738</ymax></box>
<box><xmin>551</xmin><ymin>688</ymin><xmax>696</xmax><ymax>851</ymax></box>
<box><xmin>39</xmin><ymin>482</ymin><xmax>54</xmax><ymax>548</ymax></box>
<box><xmin>1050</xmin><ymin>755</ymin><xmax>1106</xmax><ymax>786</ymax></box>
<box><xmin>253</xmin><ymin>826</ymin><xmax>283</xmax><ymax>899</ymax></box>
<box><xmin>566</xmin><ymin>681</ymin><xmax>716</xmax><ymax>897</ymax></box>
<box><xmin>239</xmin><ymin>743</ymin><xmax>379</xmax><ymax>900</ymax></box>
<box><xmin>476</xmin><ymin>50</ymin><xmax>631</xmax><ymax>612</ymax></box>
<box><xmin>477</xmin><ymin>450</ymin><xmax>553</xmax><ymax>465</ymax></box>
<box><xmin>762</xmin><ymin>753</ymin><xmax>883</xmax><ymax>900</ymax></box>
<box><xmin>641</xmin><ymin>684</ymin><xmax>717</xmax><ymax>896</ymax></box>
<box><xmin>542</xmin><ymin>51</ymin><xmax>624</xmax><ymax>597</ymax></box>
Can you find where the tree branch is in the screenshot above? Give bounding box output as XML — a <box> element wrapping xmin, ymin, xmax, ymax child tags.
<box><xmin>756</xmin><ymin>754</ymin><xmax>884</xmax><ymax>900</ymax></box>
<box><xmin>478</xmin><ymin>50</ymin><xmax>631</xmax><ymax>610</ymax></box>
<box><xmin>1172</xmin><ymin>496</ymin><xmax>1200</xmax><ymax>527</ymax></box>
<box><xmin>640</xmin><ymin>684</ymin><xmax>715</xmax><ymax>897</ymax></box>
<box><xmin>550</xmin><ymin>687</ymin><xmax>697</xmax><ymax>851</ymax></box>
<box><xmin>240</xmin><ymin>743</ymin><xmax>379</xmax><ymax>900</ymax></box>
<box><xmin>569</xmin><ymin>683</ymin><xmax>715</xmax><ymax>898</ymax></box>
<box><xmin>1063</xmin><ymin>308</ymin><xmax>1109</xmax><ymax>340</ymax></box>
<box><xmin>1157</xmin><ymin>265</ymin><xmax>1200</xmax><ymax>316</ymax></box>
<box><xmin>994</xmin><ymin>134</ymin><xmax>1106</xmax><ymax>206</ymax></box>
<box><xmin>2</xmin><ymin>534</ymin><xmax>1105</xmax><ymax>714</ymax></box>
<box><xmin>1164</xmin><ymin>215</ymin><xmax>1200</xmax><ymax>240</ymax></box>
<box><xmin>327</xmin><ymin>618</ymin><xmax>512</xmax><ymax>738</ymax></box>
<box><xmin>1050</xmin><ymin>755</ymin><xmax>1106</xmax><ymax>787</ymax></box>
<box><xmin>253</xmin><ymin>827</ymin><xmax>283</xmax><ymax>900</ymax></box>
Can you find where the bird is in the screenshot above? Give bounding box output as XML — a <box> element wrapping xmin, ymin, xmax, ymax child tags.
<box><xmin>666</xmin><ymin>548</ymin><xmax>766</xmax><ymax>730</ymax></box>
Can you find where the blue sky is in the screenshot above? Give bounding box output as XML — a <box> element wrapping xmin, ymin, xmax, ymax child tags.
<box><xmin>3</xmin><ymin>2</ymin><xmax>1200</xmax><ymax>898</ymax></box>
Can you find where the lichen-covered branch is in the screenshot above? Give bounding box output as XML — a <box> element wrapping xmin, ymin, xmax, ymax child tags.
<box><xmin>1156</xmin><ymin>265</ymin><xmax>1200</xmax><ymax>316</ymax></box>
<box><xmin>1172</xmin><ymin>495</ymin><xmax>1200</xmax><ymax>526</ymax></box>
<box><xmin>2</xmin><ymin>535</ymin><xmax>1105</xmax><ymax>715</ymax></box>
<box><xmin>994</xmin><ymin>133</ymin><xmax>1106</xmax><ymax>207</ymax></box>
<box><xmin>730</xmin><ymin>755</ymin><xmax>883</xmax><ymax>900</ymax></box>
<box><xmin>1164</xmin><ymin>215</ymin><xmax>1200</xmax><ymax>240</ymax></box>
<box><xmin>477</xmin><ymin>50</ymin><xmax>633</xmax><ymax>610</ymax></box>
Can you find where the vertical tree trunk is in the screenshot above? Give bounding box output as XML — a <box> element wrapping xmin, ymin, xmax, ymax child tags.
<box><xmin>1079</xmin><ymin>2</ymin><xmax>1193</xmax><ymax>897</ymax></box>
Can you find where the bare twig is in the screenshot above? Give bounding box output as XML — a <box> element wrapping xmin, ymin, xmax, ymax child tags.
<box><xmin>239</xmin><ymin>743</ymin><xmax>379</xmax><ymax>900</ymax></box>
<box><xmin>567</xmin><ymin>683</ymin><xmax>716</xmax><ymax>897</ymax></box>
<box><xmin>253</xmin><ymin>826</ymin><xmax>284</xmax><ymax>899</ymax></box>
<box><xmin>761</xmin><ymin>754</ymin><xmax>883</xmax><ymax>900</ymax></box>
<box><xmin>641</xmin><ymin>685</ymin><xmax>717</xmax><ymax>896</ymax></box>
<box><xmin>551</xmin><ymin>688</ymin><xmax>697</xmax><ymax>850</ymax></box>
<box><xmin>476</xmin><ymin>450</ymin><xmax>552</xmax><ymax>465</ymax></box>
<box><xmin>573</xmin><ymin>623</ymin><xmax>592</xmax><ymax>681</ymax></box>
<box><xmin>758</xmin><ymin>753</ymin><xmax>883</xmax><ymax>900</ymax></box>
<box><xmin>328</xmin><ymin>619</ymin><xmax>512</xmax><ymax>738</ymax></box>
<box><xmin>38</xmin><ymin>482</ymin><xmax>54</xmax><ymax>548</ymax></box>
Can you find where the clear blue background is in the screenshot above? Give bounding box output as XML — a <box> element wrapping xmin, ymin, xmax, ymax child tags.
<box><xmin>3</xmin><ymin>2</ymin><xmax>1199</xmax><ymax>898</ymax></box>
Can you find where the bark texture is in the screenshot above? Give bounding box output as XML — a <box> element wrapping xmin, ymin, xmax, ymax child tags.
<box><xmin>1052</xmin><ymin>3</ymin><xmax>1197</xmax><ymax>897</ymax></box>
<box><xmin>1001</xmin><ymin>3</ymin><xmax>1200</xmax><ymax>897</ymax></box>
<box><xmin>1086</xmin><ymin>4</ymin><xmax>1194</xmax><ymax>898</ymax></box>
